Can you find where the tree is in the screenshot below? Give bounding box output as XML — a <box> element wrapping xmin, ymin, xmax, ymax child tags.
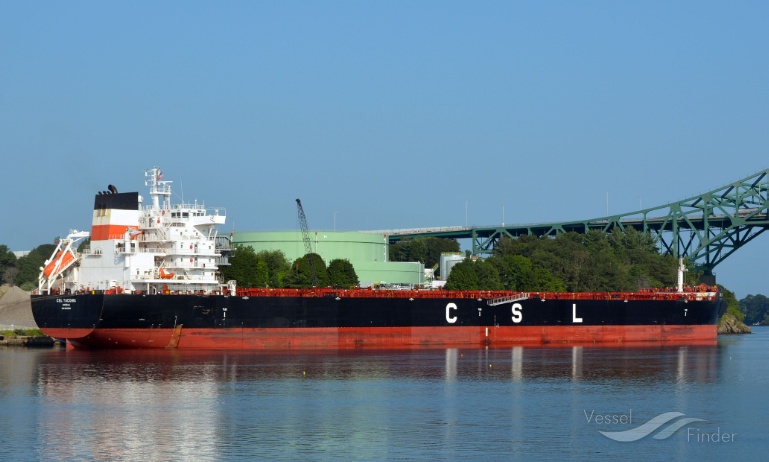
<box><xmin>254</xmin><ymin>260</ymin><xmax>269</xmax><ymax>287</ymax></box>
<box><xmin>740</xmin><ymin>294</ymin><xmax>769</xmax><ymax>325</ymax></box>
<box><xmin>77</xmin><ymin>238</ymin><xmax>91</xmax><ymax>253</ymax></box>
<box><xmin>444</xmin><ymin>259</ymin><xmax>479</xmax><ymax>290</ymax></box>
<box><xmin>15</xmin><ymin>244</ymin><xmax>56</xmax><ymax>290</ymax></box>
<box><xmin>255</xmin><ymin>250</ymin><xmax>290</xmax><ymax>288</ymax></box>
<box><xmin>0</xmin><ymin>244</ymin><xmax>16</xmax><ymax>268</ymax></box>
<box><xmin>285</xmin><ymin>253</ymin><xmax>328</xmax><ymax>288</ymax></box>
<box><xmin>490</xmin><ymin>254</ymin><xmax>533</xmax><ymax>290</ymax></box>
<box><xmin>220</xmin><ymin>245</ymin><xmax>261</xmax><ymax>288</ymax></box>
<box><xmin>327</xmin><ymin>259</ymin><xmax>359</xmax><ymax>288</ymax></box>
<box><xmin>530</xmin><ymin>266</ymin><xmax>566</xmax><ymax>292</ymax></box>
<box><xmin>220</xmin><ymin>247</ymin><xmax>291</xmax><ymax>288</ymax></box>
<box><xmin>389</xmin><ymin>237</ymin><xmax>460</xmax><ymax>267</ymax></box>
<box><xmin>474</xmin><ymin>259</ymin><xmax>502</xmax><ymax>290</ymax></box>
<box><xmin>2</xmin><ymin>267</ymin><xmax>19</xmax><ymax>286</ymax></box>
<box><xmin>719</xmin><ymin>286</ymin><xmax>744</xmax><ymax>322</ymax></box>
<box><xmin>0</xmin><ymin>245</ymin><xmax>18</xmax><ymax>286</ymax></box>
<box><xmin>485</xmin><ymin>229</ymin><xmax>686</xmax><ymax>293</ymax></box>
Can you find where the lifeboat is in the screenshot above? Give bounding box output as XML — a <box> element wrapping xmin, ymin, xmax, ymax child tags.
<box><xmin>43</xmin><ymin>251</ymin><xmax>75</xmax><ymax>278</ymax></box>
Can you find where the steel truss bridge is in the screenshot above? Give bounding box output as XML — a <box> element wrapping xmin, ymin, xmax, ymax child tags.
<box><xmin>387</xmin><ymin>169</ymin><xmax>769</xmax><ymax>276</ymax></box>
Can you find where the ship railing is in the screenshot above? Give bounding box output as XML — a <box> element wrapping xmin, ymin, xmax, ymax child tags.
<box><xmin>487</xmin><ymin>294</ymin><xmax>530</xmax><ymax>306</ymax></box>
<box><xmin>129</xmin><ymin>246</ymin><xmax>170</xmax><ymax>254</ymax></box>
<box><xmin>113</xmin><ymin>244</ymin><xmax>221</xmax><ymax>256</ymax></box>
<box><xmin>141</xmin><ymin>203</ymin><xmax>226</xmax><ymax>216</ymax></box>
<box><xmin>133</xmin><ymin>273</ymin><xmax>221</xmax><ymax>285</ymax></box>
<box><xmin>233</xmin><ymin>287</ymin><xmax>719</xmax><ymax>302</ymax></box>
<box><xmin>108</xmin><ymin>230</ymin><xmax>169</xmax><ymax>242</ymax></box>
<box><xmin>134</xmin><ymin>229</ymin><xmax>170</xmax><ymax>242</ymax></box>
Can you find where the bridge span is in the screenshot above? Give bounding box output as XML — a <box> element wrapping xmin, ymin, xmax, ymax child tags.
<box><xmin>380</xmin><ymin>168</ymin><xmax>769</xmax><ymax>277</ymax></box>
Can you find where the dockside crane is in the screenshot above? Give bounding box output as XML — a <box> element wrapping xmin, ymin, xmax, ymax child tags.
<box><xmin>296</xmin><ymin>199</ymin><xmax>319</xmax><ymax>286</ymax></box>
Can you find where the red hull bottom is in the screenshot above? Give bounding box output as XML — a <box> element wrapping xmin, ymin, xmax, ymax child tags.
<box><xmin>60</xmin><ymin>325</ymin><xmax>718</xmax><ymax>349</ymax></box>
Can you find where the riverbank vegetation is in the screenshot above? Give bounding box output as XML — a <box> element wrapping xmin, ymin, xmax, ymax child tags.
<box><xmin>0</xmin><ymin>328</ymin><xmax>45</xmax><ymax>338</ymax></box>
<box><xmin>442</xmin><ymin>229</ymin><xmax>683</xmax><ymax>292</ymax></box>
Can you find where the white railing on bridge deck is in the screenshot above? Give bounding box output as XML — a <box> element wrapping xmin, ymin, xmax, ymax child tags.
<box><xmin>361</xmin><ymin>226</ymin><xmax>471</xmax><ymax>236</ymax></box>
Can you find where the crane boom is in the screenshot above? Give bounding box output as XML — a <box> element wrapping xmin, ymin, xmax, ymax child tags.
<box><xmin>296</xmin><ymin>199</ymin><xmax>319</xmax><ymax>286</ymax></box>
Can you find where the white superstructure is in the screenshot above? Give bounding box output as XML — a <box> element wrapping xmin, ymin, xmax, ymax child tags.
<box><xmin>38</xmin><ymin>167</ymin><xmax>234</xmax><ymax>296</ymax></box>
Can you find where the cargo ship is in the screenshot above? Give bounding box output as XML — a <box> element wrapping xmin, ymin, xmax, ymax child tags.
<box><xmin>31</xmin><ymin>168</ymin><xmax>723</xmax><ymax>349</ymax></box>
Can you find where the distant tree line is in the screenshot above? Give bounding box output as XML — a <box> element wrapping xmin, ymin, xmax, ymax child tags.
<box><xmin>0</xmin><ymin>243</ymin><xmax>56</xmax><ymax>291</ymax></box>
<box><xmin>219</xmin><ymin>245</ymin><xmax>359</xmax><ymax>289</ymax></box>
<box><xmin>739</xmin><ymin>294</ymin><xmax>769</xmax><ymax>325</ymax></box>
<box><xmin>434</xmin><ymin>229</ymin><xmax>683</xmax><ymax>292</ymax></box>
<box><xmin>389</xmin><ymin>237</ymin><xmax>461</xmax><ymax>268</ymax></box>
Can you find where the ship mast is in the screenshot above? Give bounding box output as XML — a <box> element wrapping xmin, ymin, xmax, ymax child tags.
<box><xmin>677</xmin><ymin>258</ymin><xmax>687</xmax><ymax>293</ymax></box>
<box><xmin>145</xmin><ymin>167</ymin><xmax>171</xmax><ymax>210</ymax></box>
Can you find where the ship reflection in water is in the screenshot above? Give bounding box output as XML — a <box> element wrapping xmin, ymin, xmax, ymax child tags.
<box><xmin>0</xmin><ymin>340</ymin><xmax>748</xmax><ymax>461</ymax></box>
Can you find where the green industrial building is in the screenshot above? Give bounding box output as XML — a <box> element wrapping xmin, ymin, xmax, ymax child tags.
<box><xmin>232</xmin><ymin>231</ymin><xmax>425</xmax><ymax>286</ymax></box>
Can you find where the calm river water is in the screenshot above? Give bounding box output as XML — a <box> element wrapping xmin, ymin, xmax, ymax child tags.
<box><xmin>1</xmin><ymin>329</ymin><xmax>767</xmax><ymax>461</ymax></box>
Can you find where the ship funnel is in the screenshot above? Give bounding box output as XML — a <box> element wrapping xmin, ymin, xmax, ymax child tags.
<box><xmin>91</xmin><ymin>191</ymin><xmax>140</xmax><ymax>241</ymax></box>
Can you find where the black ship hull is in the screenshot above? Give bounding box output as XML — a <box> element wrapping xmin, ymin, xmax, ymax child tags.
<box><xmin>31</xmin><ymin>291</ymin><xmax>724</xmax><ymax>349</ymax></box>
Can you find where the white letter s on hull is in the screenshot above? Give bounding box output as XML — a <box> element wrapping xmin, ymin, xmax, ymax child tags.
<box><xmin>512</xmin><ymin>303</ymin><xmax>523</xmax><ymax>323</ymax></box>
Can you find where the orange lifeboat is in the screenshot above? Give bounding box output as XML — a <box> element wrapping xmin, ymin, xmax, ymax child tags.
<box><xmin>43</xmin><ymin>251</ymin><xmax>74</xmax><ymax>278</ymax></box>
<box><xmin>159</xmin><ymin>268</ymin><xmax>175</xmax><ymax>279</ymax></box>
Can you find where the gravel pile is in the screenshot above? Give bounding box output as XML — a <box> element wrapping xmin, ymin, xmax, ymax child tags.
<box><xmin>0</xmin><ymin>285</ymin><xmax>37</xmax><ymax>329</ymax></box>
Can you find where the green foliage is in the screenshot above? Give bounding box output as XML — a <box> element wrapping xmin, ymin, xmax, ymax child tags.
<box><xmin>77</xmin><ymin>238</ymin><xmax>91</xmax><ymax>253</ymax></box>
<box><xmin>220</xmin><ymin>245</ymin><xmax>261</xmax><ymax>287</ymax></box>
<box><xmin>285</xmin><ymin>253</ymin><xmax>329</xmax><ymax>288</ymax></box>
<box><xmin>474</xmin><ymin>259</ymin><xmax>503</xmax><ymax>290</ymax></box>
<box><xmin>254</xmin><ymin>260</ymin><xmax>269</xmax><ymax>287</ymax></box>
<box><xmin>220</xmin><ymin>246</ymin><xmax>291</xmax><ymax>288</ymax></box>
<box><xmin>490</xmin><ymin>254</ymin><xmax>533</xmax><ymax>290</ymax></box>
<box><xmin>719</xmin><ymin>286</ymin><xmax>744</xmax><ymax>322</ymax></box>
<box><xmin>530</xmin><ymin>267</ymin><xmax>567</xmax><ymax>292</ymax></box>
<box><xmin>389</xmin><ymin>237</ymin><xmax>460</xmax><ymax>267</ymax></box>
<box><xmin>0</xmin><ymin>245</ymin><xmax>17</xmax><ymax>284</ymax></box>
<box><xmin>256</xmin><ymin>250</ymin><xmax>291</xmax><ymax>287</ymax></box>
<box><xmin>0</xmin><ymin>328</ymin><xmax>45</xmax><ymax>337</ymax></box>
<box><xmin>739</xmin><ymin>293</ymin><xmax>768</xmax><ymax>325</ymax></box>
<box><xmin>2</xmin><ymin>266</ymin><xmax>19</xmax><ymax>286</ymax></box>
<box><xmin>444</xmin><ymin>259</ymin><xmax>479</xmax><ymax>290</ymax></box>
<box><xmin>486</xmin><ymin>231</ymin><xmax>678</xmax><ymax>292</ymax></box>
<box><xmin>327</xmin><ymin>259</ymin><xmax>359</xmax><ymax>288</ymax></box>
<box><xmin>14</xmin><ymin>244</ymin><xmax>56</xmax><ymax>288</ymax></box>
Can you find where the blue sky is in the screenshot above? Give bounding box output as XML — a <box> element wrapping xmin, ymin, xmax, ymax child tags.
<box><xmin>2</xmin><ymin>2</ymin><xmax>767</xmax><ymax>297</ymax></box>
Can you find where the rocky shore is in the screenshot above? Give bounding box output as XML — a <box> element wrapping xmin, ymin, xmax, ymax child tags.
<box><xmin>0</xmin><ymin>335</ymin><xmax>58</xmax><ymax>347</ymax></box>
<box><xmin>717</xmin><ymin>313</ymin><xmax>752</xmax><ymax>335</ymax></box>
<box><xmin>0</xmin><ymin>285</ymin><xmax>60</xmax><ymax>347</ymax></box>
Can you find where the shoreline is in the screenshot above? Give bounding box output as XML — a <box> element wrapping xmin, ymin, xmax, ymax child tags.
<box><xmin>0</xmin><ymin>335</ymin><xmax>61</xmax><ymax>348</ymax></box>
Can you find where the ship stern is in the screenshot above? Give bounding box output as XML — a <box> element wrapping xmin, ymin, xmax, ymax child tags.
<box><xmin>31</xmin><ymin>293</ymin><xmax>103</xmax><ymax>340</ymax></box>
